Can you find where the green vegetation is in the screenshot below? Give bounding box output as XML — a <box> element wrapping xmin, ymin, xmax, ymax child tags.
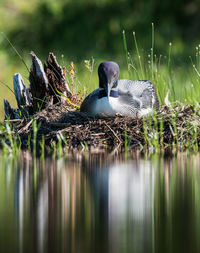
<box><xmin>2</xmin><ymin>0</ymin><xmax>200</xmax><ymax>60</ymax></box>
<box><xmin>1</xmin><ymin>0</ymin><xmax>200</xmax><ymax>153</ymax></box>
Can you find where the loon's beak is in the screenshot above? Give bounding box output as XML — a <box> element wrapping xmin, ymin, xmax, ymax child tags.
<box><xmin>106</xmin><ymin>83</ymin><xmax>112</xmax><ymax>99</ymax></box>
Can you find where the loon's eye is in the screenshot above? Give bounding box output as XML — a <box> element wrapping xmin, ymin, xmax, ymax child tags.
<box><xmin>113</xmin><ymin>73</ymin><xmax>117</xmax><ymax>78</ymax></box>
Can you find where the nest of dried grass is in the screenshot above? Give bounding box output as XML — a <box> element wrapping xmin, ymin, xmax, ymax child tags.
<box><xmin>9</xmin><ymin>103</ymin><xmax>200</xmax><ymax>151</ymax></box>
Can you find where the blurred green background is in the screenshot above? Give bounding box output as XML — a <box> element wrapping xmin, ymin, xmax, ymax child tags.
<box><xmin>2</xmin><ymin>0</ymin><xmax>200</xmax><ymax>60</ymax></box>
<box><xmin>1</xmin><ymin>0</ymin><xmax>200</xmax><ymax>119</ymax></box>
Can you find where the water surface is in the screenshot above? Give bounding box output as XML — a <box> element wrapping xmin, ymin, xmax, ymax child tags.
<box><xmin>0</xmin><ymin>151</ymin><xmax>200</xmax><ymax>253</ymax></box>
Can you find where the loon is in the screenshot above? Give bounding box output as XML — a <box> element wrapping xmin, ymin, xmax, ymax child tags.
<box><xmin>80</xmin><ymin>61</ymin><xmax>159</xmax><ymax>117</ymax></box>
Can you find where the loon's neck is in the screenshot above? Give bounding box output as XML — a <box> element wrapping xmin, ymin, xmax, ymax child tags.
<box><xmin>110</xmin><ymin>90</ymin><xmax>119</xmax><ymax>97</ymax></box>
<box><xmin>98</xmin><ymin>89</ymin><xmax>119</xmax><ymax>98</ymax></box>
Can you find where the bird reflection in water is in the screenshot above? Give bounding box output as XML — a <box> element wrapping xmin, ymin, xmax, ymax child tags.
<box><xmin>1</xmin><ymin>152</ymin><xmax>200</xmax><ymax>253</ymax></box>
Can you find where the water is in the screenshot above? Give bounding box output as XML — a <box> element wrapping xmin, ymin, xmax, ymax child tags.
<box><xmin>0</xmin><ymin>151</ymin><xmax>200</xmax><ymax>253</ymax></box>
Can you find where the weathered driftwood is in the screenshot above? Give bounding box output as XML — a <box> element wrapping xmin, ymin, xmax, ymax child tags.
<box><xmin>13</xmin><ymin>73</ymin><xmax>32</xmax><ymax>118</ymax></box>
<box><xmin>13</xmin><ymin>73</ymin><xmax>31</xmax><ymax>108</ymax></box>
<box><xmin>44</xmin><ymin>52</ymin><xmax>72</xmax><ymax>103</ymax></box>
<box><xmin>4</xmin><ymin>100</ymin><xmax>20</xmax><ymax>119</ymax></box>
<box><xmin>29</xmin><ymin>51</ymin><xmax>49</xmax><ymax>111</ymax></box>
<box><xmin>30</xmin><ymin>52</ymin><xmax>72</xmax><ymax>111</ymax></box>
<box><xmin>4</xmin><ymin>52</ymin><xmax>72</xmax><ymax>119</ymax></box>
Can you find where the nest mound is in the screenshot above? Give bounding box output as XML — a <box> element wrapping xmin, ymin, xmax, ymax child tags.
<box><xmin>11</xmin><ymin>103</ymin><xmax>200</xmax><ymax>150</ymax></box>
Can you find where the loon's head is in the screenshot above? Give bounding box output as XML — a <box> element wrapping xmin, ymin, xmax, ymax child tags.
<box><xmin>98</xmin><ymin>61</ymin><xmax>119</xmax><ymax>98</ymax></box>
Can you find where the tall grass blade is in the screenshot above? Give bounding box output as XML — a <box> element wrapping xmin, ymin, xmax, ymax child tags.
<box><xmin>1</xmin><ymin>32</ymin><xmax>29</xmax><ymax>73</ymax></box>
<box><xmin>122</xmin><ymin>30</ymin><xmax>129</xmax><ymax>71</ymax></box>
<box><xmin>151</xmin><ymin>23</ymin><xmax>154</xmax><ymax>81</ymax></box>
<box><xmin>133</xmin><ymin>31</ymin><xmax>144</xmax><ymax>79</ymax></box>
<box><xmin>0</xmin><ymin>80</ymin><xmax>14</xmax><ymax>94</ymax></box>
<box><xmin>168</xmin><ymin>42</ymin><xmax>172</xmax><ymax>73</ymax></box>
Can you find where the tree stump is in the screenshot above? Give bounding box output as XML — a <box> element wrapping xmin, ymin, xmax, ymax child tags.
<box><xmin>4</xmin><ymin>52</ymin><xmax>72</xmax><ymax>119</ymax></box>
